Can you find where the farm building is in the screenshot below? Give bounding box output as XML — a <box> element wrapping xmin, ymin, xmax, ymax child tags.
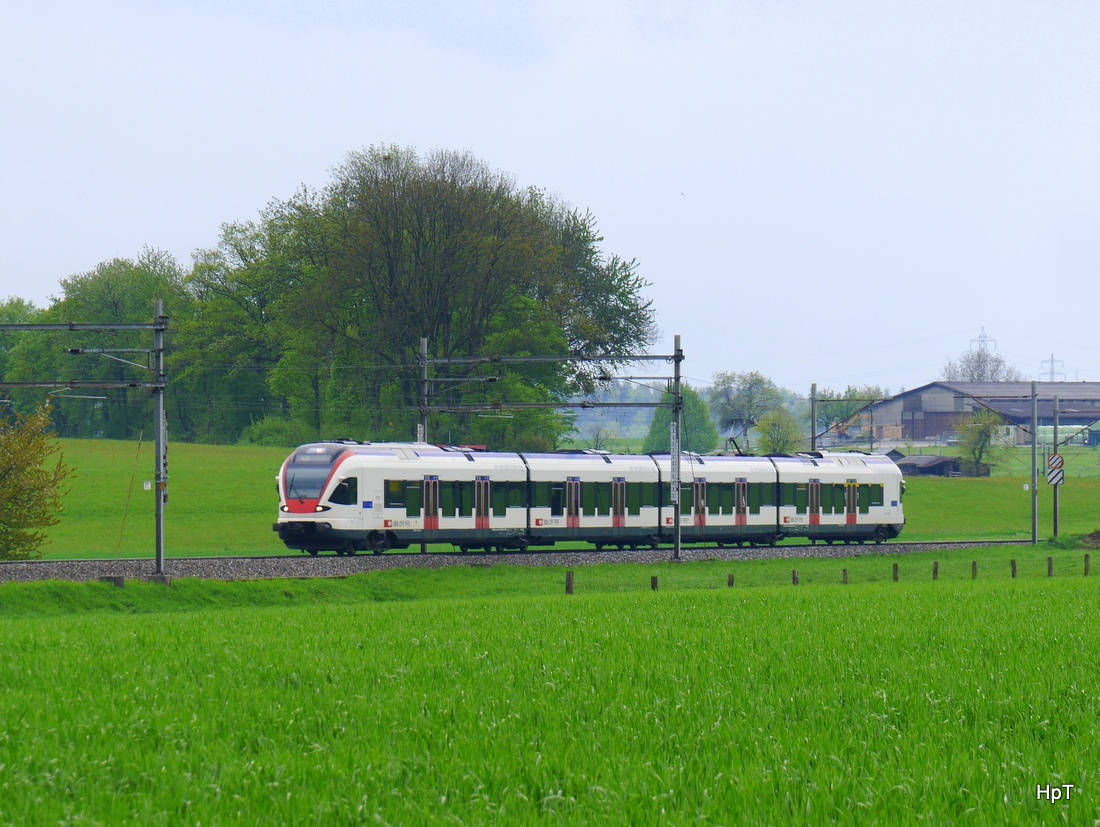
<box><xmin>893</xmin><ymin>454</ymin><xmax>964</xmax><ymax>477</ymax></box>
<box><xmin>870</xmin><ymin>382</ymin><xmax>1100</xmax><ymax>445</ymax></box>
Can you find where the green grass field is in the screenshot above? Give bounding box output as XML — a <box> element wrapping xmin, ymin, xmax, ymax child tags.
<box><xmin>9</xmin><ymin>440</ymin><xmax>1100</xmax><ymax>824</ymax></box>
<box><xmin>34</xmin><ymin>439</ymin><xmax>1100</xmax><ymax>560</ymax></box>
<box><xmin>42</xmin><ymin>439</ymin><xmax>291</xmax><ymax>559</ymax></box>
<box><xmin>1</xmin><ymin>565</ymin><xmax>1096</xmax><ymax>824</ymax></box>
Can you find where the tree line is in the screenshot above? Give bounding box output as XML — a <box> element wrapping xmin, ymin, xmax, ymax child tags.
<box><xmin>0</xmin><ymin>146</ymin><xmax>657</xmax><ymax>451</ymax></box>
<box><xmin>570</xmin><ymin>374</ymin><xmax>889</xmax><ymax>457</ymax></box>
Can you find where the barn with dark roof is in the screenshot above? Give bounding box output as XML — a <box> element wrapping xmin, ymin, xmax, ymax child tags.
<box><xmin>870</xmin><ymin>382</ymin><xmax>1100</xmax><ymax>445</ymax></box>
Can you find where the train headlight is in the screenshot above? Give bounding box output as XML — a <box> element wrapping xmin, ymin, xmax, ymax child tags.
<box><xmin>314</xmin><ymin>505</ymin><xmax>331</xmax><ymax>512</ymax></box>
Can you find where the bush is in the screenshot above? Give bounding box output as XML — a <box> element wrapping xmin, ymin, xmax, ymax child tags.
<box><xmin>0</xmin><ymin>405</ymin><xmax>73</xmax><ymax>560</ymax></box>
<box><xmin>237</xmin><ymin>417</ymin><xmax>320</xmax><ymax>448</ymax></box>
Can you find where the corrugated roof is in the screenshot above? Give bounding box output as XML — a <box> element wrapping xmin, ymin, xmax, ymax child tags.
<box><xmin>895</xmin><ymin>455</ymin><xmax>958</xmax><ymax>468</ymax></box>
<box><xmin>890</xmin><ymin>381</ymin><xmax>1100</xmax><ymax>402</ymax></box>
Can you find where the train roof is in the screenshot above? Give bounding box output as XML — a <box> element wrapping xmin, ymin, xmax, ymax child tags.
<box><xmin>295</xmin><ymin>443</ymin><xmax>898</xmax><ymax>470</ymax></box>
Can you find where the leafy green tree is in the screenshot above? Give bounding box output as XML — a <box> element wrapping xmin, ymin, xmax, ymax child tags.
<box><xmin>178</xmin><ymin>145</ymin><xmax>654</xmax><ymax>449</ymax></box>
<box><xmin>957</xmin><ymin>409</ymin><xmax>1008</xmax><ymax>476</ymax></box>
<box><xmin>0</xmin><ymin>297</ymin><xmax>39</xmax><ymax>380</ymax></box>
<box><xmin>753</xmin><ymin>408</ymin><xmax>804</xmax><ymax>454</ymax></box>
<box><xmin>709</xmin><ymin>371</ymin><xmax>782</xmax><ymax>436</ymax></box>
<box><xmin>814</xmin><ymin>385</ymin><xmax>883</xmax><ymax>440</ymax></box>
<box><xmin>4</xmin><ymin>250</ymin><xmax>191</xmax><ymax>440</ymax></box>
<box><xmin>0</xmin><ymin>405</ymin><xmax>73</xmax><ymax>560</ymax></box>
<box><xmin>642</xmin><ymin>386</ymin><xmax>718</xmax><ymax>454</ymax></box>
<box><xmin>175</xmin><ymin>222</ymin><xmax>297</xmax><ymax>443</ymax></box>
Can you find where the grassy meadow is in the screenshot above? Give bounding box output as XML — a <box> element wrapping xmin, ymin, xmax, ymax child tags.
<box><xmin>43</xmin><ymin>439</ymin><xmax>291</xmax><ymax>559</ymax></box>
<box><xmin>35</xmin><ymin>439</ymin><xmax>1100</xmax><ymax>559</ymax></box>
<box><xmin>8</xmin><ymin>438</ymin><xmax>1100</xmax><ymax>824</ymax></box>
<box><xmin>1</xmin><ymin>567</ymin><xmax>1097</xmax><ymax>824</ymax></box>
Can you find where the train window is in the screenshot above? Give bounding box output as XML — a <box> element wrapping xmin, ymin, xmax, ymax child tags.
<box><xmin>582</xmin><ymin>483</ymin><xmax>596</xmax><ymax>517</ymax></box>
<box><xmin>640</xmin><ymin>482</ymin><xmax>659</xmax><ymax>509</ymax></box>
<box><xmin>384</xmin><ymin>479</ymin><xmax>404</xmax><ymax>508</ymax></box>
<box><xmin>870</xmin><ymin>484</ymin><xmax>884</xmax><ymax>507</ymax></box>
<box><xmin>440</xmin><ymin>482</ymin><xmax>456</xmax><ymax>517</ymax></box>
<box><xmin>595</xmin><ymin>482</ymin><xmax>611</xmax><ymax>516</ymax></box>
<box><xmin>532</xmin><ymin>482</ymin><xmax>550</xmax><ymax>508</ymax></box>
<box><xmin>550</xmin><ymin>484</ymin><xmax>564</xmax><ymax>517</ymax></box>
<box><xmin>761</xmin><ymin>483</ymin><xmax>776</xmax><ymax>509</ymax></box>
<box><xmin>857</xmin><ymin>485</ymin><xmax>875</xmax><ymax>513</ymax></box>
<box><xmin>405</xmin><ymin>482</ymin><xmax>422</xmax><ymax>517</ymax></box>
<box><xmin>457</xmin><ymin>481</ymin><xmax>475</xmax><ymax>517</ymax></box>
<box><xmin>491</xmin><ymin>482</ymin><xmax>509</xmax><ymax>517</ymax></box>
<box><xmin>779</xmin><ymin>483</ymin><xmax>797</xmax><ymax>508</ymax></box>
<box><xmin>509</xmin><ymin>482</ymin><xmax>525</xmax><ymax>509</ymax></box>
<box><xmin>680</xmin><ymin>484</ymin><xmax>692</xmax><ymax>515</ymax></box>
<box><xmin>626</xmin><ymin>483</ymin><xmax>642</xmax><ymax>515</ymax></box>
<box><xmin>794</xmin><ymin>485</ymin><xmax>808</xmax><ymax>513</ymax></box>
<box><xmin>328</xmin><ymin>477</ymin><xmax>358</xmax><ymax>506</ymax></box>
<box><xmin>748</xmin><ymin>483</ymin><xmax>761</xmax><ymax>514</ymax></box>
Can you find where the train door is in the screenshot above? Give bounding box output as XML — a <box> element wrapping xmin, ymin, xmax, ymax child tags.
<box><xmin>612</xmin><ymin>477</ymin><xmax>626</xmax><ymax>528</ymax></box>
<box><xmin>808</xmin><ymin>479</ymin><xmax>821</xmax><ymax>526</ymax></box>
<box><xmin>423</xmin><ymin>476</ymin><xmax>440</xmax><ymax>530</ymax></box>
<box><xmin>566</xmin><ymin>477</ymin><xmax>581</xmax><ymax>529</ymax></box>
<box><xmin>735</xmin><ymin>478</ymin><xmax>748</xmax><ymax>526</ymax></box>
<box><xmin>693</xmin><ymin>478</ymin><xmax>707</xmax><ymax>526</ymax></box>
<box><xmin>475</xmin><ymin>476</ymin><xmax>491</xmax><ymax>529</ymax></box>
<box><xmin>845</xmin><ymin>480</ymin><xmax>858</xmax><ymax>525</ymax></box>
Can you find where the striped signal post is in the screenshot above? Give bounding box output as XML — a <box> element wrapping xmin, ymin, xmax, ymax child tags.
<box><xmin>1050</xmin><ymin>396</ymin><xmax>1062</xmax><ymax>538</ymax></box>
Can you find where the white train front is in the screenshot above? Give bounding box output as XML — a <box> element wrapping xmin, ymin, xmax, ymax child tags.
<box><xmin>273</xmin><ymin>442</ymin><xmax>905</xmax><ymax>555</ymax></box>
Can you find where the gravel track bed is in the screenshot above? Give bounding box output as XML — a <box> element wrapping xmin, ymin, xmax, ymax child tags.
<box><xmin>0</xmin><ymin>542</ymin><xmax>1013</xmax><ymax>584</ymax></box>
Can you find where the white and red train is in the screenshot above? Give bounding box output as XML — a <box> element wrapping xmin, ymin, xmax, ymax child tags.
<box><xmin>273</xmin><ymin>442</ymin><xmax>905</xmax><ymax>555</ymax></box>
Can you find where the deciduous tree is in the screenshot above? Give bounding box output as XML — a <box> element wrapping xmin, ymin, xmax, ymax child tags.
<box><xmin>0</xmin><ymin>405</ymin><xmax>73</xmax><ymax>560</ymax></box>
<box><xmin>942</xmin><ymin>339</ymin><xmax>1024</xmax><ymax>382</ymax></box>
<box><xmin>180</xmin><ymin>145</ymin><xmax>655</xmax><ymax>448</ymax></box>
<box><xmin>753</xmin><ymin>408</ymin><xmax>804</xmax><ymax>455</ymax></box>
<box><xmin>709</xmin><ymin>371</ymin><xmax>782</xmax><ymax>436</ymax></box>
<box><xmin>0</xmin><ymin>297</ymin><xmax>39</xmax><ymax>380</ymax></box>
<box><xmin>814</xmin><ymin>385</ymin><xmax>884</xmax><ymax>439</ymax></box>
<box><xmin>5</xmin><ymin>250</ymin><xmax>191</xmax><ymax>440</ymax></box>
<box><xmin>643</xmin><ymin>386</ymin><xmax>718</xmax><ymax>454</ymax></box>
<box><xmin>957</xmin><ymin>409</ymin><xmax>1008</xmax><ymax>476</ymax></box>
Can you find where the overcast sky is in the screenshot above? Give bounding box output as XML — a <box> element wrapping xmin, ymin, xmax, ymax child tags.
<box><xmin>3</xmin><ymin>0</ymin><xmax>1097</xmax><ymax>395</ymax></box>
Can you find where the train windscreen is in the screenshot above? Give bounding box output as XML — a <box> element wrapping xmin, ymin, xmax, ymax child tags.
<box><xmin>284</xmin><ymin>445</ymin><xmax>345</xmax><ymax>499</ymax></box>
<box><xmin>285</xmin><ymin>466</ymin><xmax>332</xmax><ymax>500</ymax></box>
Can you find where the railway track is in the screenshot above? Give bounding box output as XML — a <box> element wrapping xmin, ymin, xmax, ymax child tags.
<box><xmin>0</xmin><ymin>541</ymin><xmax>1032</xmax><ymax>584</ymax></box>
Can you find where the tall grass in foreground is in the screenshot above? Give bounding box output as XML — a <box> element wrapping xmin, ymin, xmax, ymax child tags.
<box><xmin>1</xmin><ymin>578</ymin><xmax>1096</xmax><ymax>824</ymax></box>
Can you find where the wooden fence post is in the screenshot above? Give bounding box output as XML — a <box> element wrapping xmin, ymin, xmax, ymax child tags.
<box><xmin>971</xmin><ymin>561</ymin><xmax>977</xmax><ymax>580</ymax></box>
<box><xmin>792</xmin><ymin>570</ymin><xmax>799</xmax><ymax>586</ymax></box>
<box><xmin>842</xmin><ymin>568</ymin><xmax>848</xmax><ymax>585</ymax></box>
<box><xmin>932</xmin><ymin>561</ymin><xmax>938</xmax><ymax>581</ymax></box>
<box><xmin>892</xmin><ymin>562</ymin><xmax>899</xmax><ymax>582</ymax></box>
<box><xmin>1010</xmin><ymin>559</ymin><xmax>1017</xmax><ymax>578</ymax></box>
<box><xmin>727</xmin><ymin>573</ymin><xmax>735</xmax><ymax>588</ymax></box>
<box><xmin>565</xmin><ymin>571</ymin><xmax>574</xmax><ymax>595</ymax></box>
<box><xmin>651</xmin><ymin>575</ymin><xmax>659</xmax><ymax>591</ymax></box>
